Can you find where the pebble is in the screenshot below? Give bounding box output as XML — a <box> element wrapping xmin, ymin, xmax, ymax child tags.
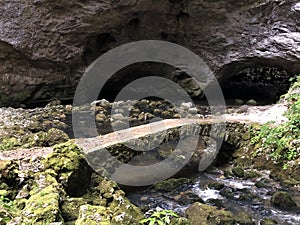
<box><xmin>140</xmin><ymin>196</ymin><xmax>148</xmax><ymax>201</ymax></box>
<box><xmin>181</xmin><ymin>102</ymin><xmax>193</xmax><ymax>108</ymax></box>
<box><xmin>188</xmin><ymin>107</ymin><xmax>198</xmax><ymax>115</ymax></box>
<box><xmin>246</xmin><ymin>99</ymin><xmax>257</xmax><ymax>106</ymax></box>
<box><xmin>234</xmin><ymin>99</ymin><xmax>244</xmax><ymax>105</ymax></box>
<box><xmin>112</xmin><ymin>113</ymin><xmax>125</xmax><ymax>121</ymax></box>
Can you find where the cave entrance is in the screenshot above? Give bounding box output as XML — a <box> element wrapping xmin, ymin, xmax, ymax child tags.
<box><xmin>98</xmin><ymin>62</ymin><xmax>203</xmax><ymax>102</ymax></box>
<box><xmin>220</xmin><ymin>67</ymin><xmax>292</xmax><ymax>106</ymax></box>
<box><xmin>100</xmin><ymin>64</ymin><xmax>292</xmax><ymax>107</ymax></box>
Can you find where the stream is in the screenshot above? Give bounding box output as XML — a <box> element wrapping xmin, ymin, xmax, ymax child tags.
<box><xmin>126</xmin><ymin>166</ymin><xmax>300</xmax><ymax>225</ymax></box>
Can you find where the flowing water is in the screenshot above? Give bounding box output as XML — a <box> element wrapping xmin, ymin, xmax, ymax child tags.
<box><xmin>126</xmin><ymin>168</ymin><xmax>300</xmax><ymax>225</ymax></box>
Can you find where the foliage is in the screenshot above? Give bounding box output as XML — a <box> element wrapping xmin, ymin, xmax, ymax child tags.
<box><xmin>251</xmin><ymin>76</ymin><xmax>300</xmax><ymax>168</ymax></box>
<box><xmin>140</xmin><ymin>209</ymin><xmax>179</xmax><ymax>225</ymax></box>
<box><xmin>0</xmin><ymin>194</ymin><xmax>17</xmax><ymax>223</ymax></box>
<box><xmin>0</xmin><ymin>137</ymin><xmax>21</xmax><ymax>151</ymax></box>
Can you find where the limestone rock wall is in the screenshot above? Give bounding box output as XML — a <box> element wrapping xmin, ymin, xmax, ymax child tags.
<box><xmin>0</xmin><ymin>0</ymin><xmax>300</xmax><ymax>106</ymax></box>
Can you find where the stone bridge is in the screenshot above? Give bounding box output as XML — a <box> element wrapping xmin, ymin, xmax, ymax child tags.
<box><xmin>77</xmin><ymin>117</ymin><xmax>253</xmax><ymax>185</ymax></box>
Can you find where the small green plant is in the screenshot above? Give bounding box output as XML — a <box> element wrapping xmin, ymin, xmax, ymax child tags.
<box><xmin>140</xmin><ymin>209</ymin><xmax>179</xmax><ymax>225</ymax></box>
<box><xmin>0</xmin><ymin>195</ymin><xmax>16</xmax><ymax>223</ymax></box>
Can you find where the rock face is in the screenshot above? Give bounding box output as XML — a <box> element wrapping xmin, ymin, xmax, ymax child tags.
<box><xmin>1</xmin><ymin>0</ymin><xmax>300</xmax><ymax>106</ymax></box>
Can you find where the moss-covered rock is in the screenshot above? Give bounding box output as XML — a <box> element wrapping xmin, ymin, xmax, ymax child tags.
<box><xmin>244</xmin><ymin>170</ymin><xmax>261</xmax><ymax>179</ymax></box>
<box><xmin>239</xmin><ymin>193</ymin><xmax>259</xmax><ymax>202</ymax></box>
<box><xmin>75</xmin><ymin>204</ymin><xmax>112</xmax><ymax>225</ymax></box>
<box><xmin>75</xmin><ymin>193</ymin><xmax>143</xmax><ymax>225</ymax></box>
<box><xmin>235</xmin><ymin>212</ymin><xmax>255</xmax><ymax>225</ymax></box>
<box><xmin>97</xmin><ymin>178</ymin><xmax>119</xmax><ymax>199</ymax></box>
<box><xmin>109</xmin><ymin>190</ymin><xmax>143</xmax><ymax>224</ymax></box>
<box><xmin>42</xmin><ymin>141</ymin><xmax>92</xmax><ymax>197</ymax></box>
<box><xmin>0</xmin><ymin>137</ymin><xmax>21</xmax><ymax>151</ymax></box>
<box><xmin>170</xmin><ymin>217</ymin><xmax>191</xmax><ymax>225</ymax></box>
<box><xmin>174</xmin><ymin>192</ymin><xmax>204</xmax><ymax>205</ymax></box>
<box><xmin>207</xmin><ymin>182</ymin><xmax>224</xmax><ymax>190</ymax></box>
<box><xmin>21</xmin><ymin>183</ymin><xmax>62</xmax><ymax>224</ymax></box>
<box><xmin>219</xmin><ymin>187</ymin><xmax>235</xmax><ymax>200</ymax></box>
<box><xmin>232</xmin><ymin>167</ymin><xmax>245</xmax><ymax>178</ymax></box>
<box><xmin>271</xmin><ymin>191</ymin><xmax>297</xmax><ymax>209</ymax></box>
<box><xmin>260</xmin><ymin>218</ymin><xmax>278</xmax><ymax>225</ymax></box>
<box><xmin>61</xmin><ymin>198</ymin><xmax>88</xmax><ymax>222</ymax></box>
<box><xmin>0</xmin><ymin>160</ymin><xmax>19</xmax><ymax>192</ymax></box>
<box><xmin>255</xmin><ymin>178</ymin><xmax>270</xmax><ymax>188</ymax></box>
<box><xmin>0</xmin><ymin>194</ymin><xmax>19</xmax><ymax>225</ymax></box>
<box><xmin>74</xmin><ymin>176</ymin><xmax>143</xmax><ymax>224</ymax></box>
<box><xmin>110</xmin><ymin>192</ymin><xmax>143</xmax><ymax>223</ymax></box>
<box><xmin>154</xmin><ymin>178</ymin><xmax>191</xmax><ymax>191</ymax></box>
<box><xmin>186</xmin><ymin>202</ymin><xmax>254</xmax><ymax>225</ymax></box>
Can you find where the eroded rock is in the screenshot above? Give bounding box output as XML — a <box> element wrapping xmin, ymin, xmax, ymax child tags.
<box><xmin>1</xmin><ymin>0</ymin><xmax>300</xmax><ymax>106</ymax></box>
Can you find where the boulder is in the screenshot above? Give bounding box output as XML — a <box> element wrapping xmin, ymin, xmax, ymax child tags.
<box><xmin>154</xmin><ymin>178</ymin><xmax>191</xmax><ymax>191</ymax></box>
<box><xmin>271</xmin><ymin>191</ymin><xmax>297</xmax><ymax>209</ymax></box>
<box><xmin>186</xmin><ymin>202</ymin><xmax>254</xmax><ymax>225</ymax></box>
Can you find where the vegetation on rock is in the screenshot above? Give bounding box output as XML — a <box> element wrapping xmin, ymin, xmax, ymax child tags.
<box><xmin>251</xmin><ymin>76</ymin><xmax>300</xmax><ymax>165</ymax></box>
<box><xmin>186</xmin><ymin>202</ymin><xmax>254</xmax><ymax>225</ymax></box>
<box><xmin>139</xmin><ymin>209</ymin><xmax>188</xmax><ymax>225</ymax></box>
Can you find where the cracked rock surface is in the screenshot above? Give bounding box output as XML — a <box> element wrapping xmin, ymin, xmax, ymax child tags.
<box><xmin>0</xmin><ymin>0</ymin><xmax>300</xmax><ymax>106</ymax></box>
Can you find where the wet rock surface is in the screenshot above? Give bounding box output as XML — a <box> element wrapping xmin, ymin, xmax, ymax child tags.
<box><xmin>271</xmin><ymin>191</ymin><xmax>297</xmax><ymax>210</ymax></box>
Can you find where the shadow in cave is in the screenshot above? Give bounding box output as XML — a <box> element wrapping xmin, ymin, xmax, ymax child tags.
<box><xmin>220</xmin><ymin>66</ymin><xmax>292</xmax><ymax>106</ymax></box>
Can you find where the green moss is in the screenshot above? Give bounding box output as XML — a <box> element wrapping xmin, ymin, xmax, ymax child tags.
<box><xmin>0</xmin><ymin>160</ymin><xmax>19</xmax><ymax>187</ymax></box>
<box><xmin>186</xmin><ymin>202</ymin><xmax>254</xmax><ymax>225</ymax></box>
<box><xmin>271</xmin><ymin>191</ymin><xmax>297</xmax><ymax>209</ymax></box>
<box><xmin>0</xmin><ymin>128</ymin><xmax>68</xmax><ymax>150</ymax></box>
<box><xmin>0</xmin><ymin>137</ymin><xmax>21</xmax><ymax>150</ymax></box>
<box><xmin>75</xmin><ymin>204</ymin><xmax>111</xmax><ymax>225</ymax></box>
<box><xmin>235</xmin><ymin>212</ymin><xmax>255</xmax><ymax>225</ymax></box>
<box><xmin>43</xmin><ymin>141</ymin><xmax>83</xmax><ymax>172</ymax></box>
<box><xmin>97</xmin><ymin>178</ymin><xmax>119</xmax><ymax>199</ymax></box>
<box><xmin>109</xmin><ymin>190</ymin><xmax>143</xmax><ymax>224</ymax></box>
<box><xmin>61</xmin><ymin>198</ymin><xmax>88</xmax><ymax>222</ymax></box>
<box><xmin>22</xmin><ymin>128</ymin><xmax>69</xmax><ymax>148</ymax></box>
<box><xmin>0</xmin><ymin>193</ymin><xmax>19</xmax><ymax>224</ymax></box>
<box><xmin>21</xmin><ymin>184</ymin><xmax>62</xmax><ymax>224</ymax></box>
<box><xmin>42</xmin><ymin>141</ymin><xmax>92</xmax><ymax>197</ymax></box>
<box><xmin>154</xmin><ymin>178</ymin><xmax>191</xmax><ymax>191</ymax></box>
<box><xmin>207</xmin><ymin>182</ymin><xmax>224</xmax><ymax>190</ymax></box>
<box><xmin>260</xmin><ymin>218</ymin><xmax>278</xmax><ymax>225</ymax></box>
<box><xmin>244</xmin><ymin>170</ymin><xmax>261</xmax><ymax>179</ymax></box>
<box><xmin>186</xmin><ymin>202</ymin><xmax>236</xmax><ymax>225</ymax></box>
<box><xmin>232</xmin><ymin>167</ymin><xmax>245</xmax><ymax>178</ymax></box>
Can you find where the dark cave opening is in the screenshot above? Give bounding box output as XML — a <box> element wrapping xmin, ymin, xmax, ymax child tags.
<box><xmin>98</xmin><ymin>62</ymin><xmax>200</xmax><ymax>103</ymax></box>
<box><xmin>220</xmin><ymin>66</ymin><xmax>292</xmax><ymax>106</ymax></box>
<box><xmin>23</xmin><ymin>64</ymin><xmax>294</xmax><ymax>109</ymax></box>
<box><xmin>99</xmin><ymin>64</ymin><xmax>293</xmax><ymax>107</ymax></box>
